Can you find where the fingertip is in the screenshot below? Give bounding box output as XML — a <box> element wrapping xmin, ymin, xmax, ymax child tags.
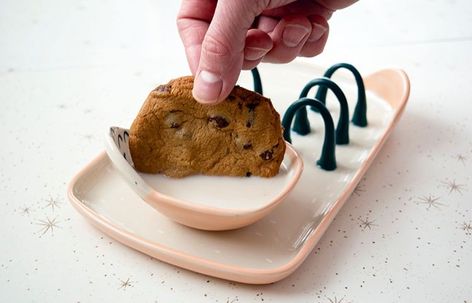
<box><xmin>300</xmin><ymin>16</ymin><xmax>329</xmax><ymax>57</ymax></box>
<box><xmin>192</xmin><ymin>70</ymin><xmax>223</xmax><ymax>104</ymax></box>
<box><xmin>280</xmin><ymin>16</ymin><xmax>311</xmax><ymax>48</ymax></box>
<box><xmin>282</xmin><ymin>24</ymin><xmax>310</xmax><ymax>48</ymax></box>
<box><xmin>244</xmin><ymin>29</ymin><xmax>273</xmax><ymax>61</ymax></box>
<box><xmin>245</xmin><ymin>29</ymin><xmax>273</xmax><ymax>49</ymax></box>
<box><xmin>263</xmin><ymin>15</ymin><xmax>312</xmax><ymax>63</ymax></box>
<box><xmin>306</xmin><ymin>15</ymin><xmax>329</xmax><ymax>42</ymax></box>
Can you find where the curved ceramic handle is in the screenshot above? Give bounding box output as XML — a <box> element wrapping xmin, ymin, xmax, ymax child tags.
<box><xmin>282</xmin><ymin>97</ymin><xmax>337</xmax><ymax>171</ymax></box>
<box><xmin>315</xmin><ymin>63</ymin><xmax>367</xmax><ymax>127</ymax></box>
<box><xmin>251</xmin><ymin>67</ymin><xmax>263</xmax><ymax>95</ymax></box>
<box><xmin>293</xmin><ymin>77</ymin><xmax>350</xmax><ymax>145</ymax></box>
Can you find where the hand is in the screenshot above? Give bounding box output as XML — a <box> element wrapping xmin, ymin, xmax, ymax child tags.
<box><xmin>177</xmin><ymin>0</ymin><xmax>357</xmax><ymax>104</ymax></box>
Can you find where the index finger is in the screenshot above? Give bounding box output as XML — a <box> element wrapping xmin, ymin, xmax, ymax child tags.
<box><xmin>176</xmin><ymin>0</ymin><xmax>217</xmax><ymax>74</ymax></box>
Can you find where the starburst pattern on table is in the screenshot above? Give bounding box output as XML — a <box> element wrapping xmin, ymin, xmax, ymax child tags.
<box><xmin>353</xmin><ymin>182</ymin><xmax>366</xmax><ymax>197</ymax></box>
<box><xmin>326</xmin><ymin>296</ymin><xmax>347</xmax><ymax>303</ymax></box>
<box><xmin>416</xmin><ymin>195</ymin><xmax>444</xmax><ymax>210</ymax></box>
<box><xmin>455</xmin><ymin>153</ymin><xmax>467</xmax><ymax>164</ymax></box>
<box><xmin>359</xmin><ymin>217</ymin><xmax>377</xmax><ymax>230</ymax></box>
<box><xmin>226</xmin><ymin>296</ymin><xmax>239</xmax><ymax>303</ymax></box>
<box><xmin>118</xmin><ymin>278</ymin><xmax>134</xmax><ymax>290</ymax></box>
<box><xmin>20</xmin><ymin>206</ymin><xmax>32</xmax><ymax>215</ymax></box>
<box><xmin>36</xmin><ymin>217</ymin><xmax>60</xmax><ymax>236</ymax></box>
<box><xmin>441</xmin><ymin>179</ymin><xmax>465</xmax><ymax>194</ymax></box>
<box><xmin>44</xmin><ymin>196</ymin><xmax>61</xmax><ymax>211</ymax></box>
<box><xmin>461</xmin><ymin>222</ymin><xmax>472</xmax><ymax>235</ymax></box>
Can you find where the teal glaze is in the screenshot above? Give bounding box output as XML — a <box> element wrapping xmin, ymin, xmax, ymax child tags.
<box><xmin>251</xmin><ymin>68</ymin><xmax>263</xmax><ymax>95</ymax></box>
<box><xmin>282</xmin><ymin>97</ymin><xmax>336</xmax><ymax>171</ymax></box>
<box><xmin>293</xmin><ymin>77</ymin><xmax>350</xmax><ymax>145</ymax></box>
<box><xmin>314</xmin><ymin>63</ymin><xmax>367</xmax><ymax>127</ymax></box>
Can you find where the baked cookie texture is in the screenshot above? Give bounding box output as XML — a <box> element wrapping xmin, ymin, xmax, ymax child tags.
<box><xmin>129</xmin><ymin>76</ymin><xmax>286</xmax><ymax>178</ymax></box>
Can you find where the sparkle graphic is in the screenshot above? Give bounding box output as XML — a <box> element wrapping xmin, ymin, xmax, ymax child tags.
<box><xmin>44</xmin><ymin>196</ymin><xmax>61</xmax><ymax>211</ymax></box>
<box><xmin>36</xmin><ymin>217</ymin><xmax>60</xmax><ymax>235</ymax></box>
<box><xmin>226</xmin><ymin>296</ymin><xmax>239</xmax><ymax>303</ymax></box>
<box><xmin>20</xmin><ymin>206</ymin><xmax>31</xmax><ymax>215</ymax></box>
<box><xmin>455</xmin><ymin>153</ymin><xmax>467</xmax><ymax>164</ymax></box>
<box><xmin>118</xmin><ymin>278</ymin><xmax>134</xmax><ymax>290</ymax></box>
<box><xmin>461</xmin><ymin>222</ymin><xmax>472</xmax><ymax>235</ymax></box>
<box><xmin>359</xmin><ymin>217</ymin><xmax>377</xmax><ymax>230</ymax></box>
<box><xmin>417</xmin><ymin>195</ymin><xmax>444</xmax><ymax>210</ymax></box>
<box><xmin>326</xmin><ymin>296</ymin><xmax>346</xmax><ymax>303</ymax></box>
<box><xmin>353</xmin><ymin>183</ymin><xmax>366</xmax><ymax>197</ymax></box>
<box><xmin>441</xmin><ymin>179</ymin><xmax>465</xmax><ymax>194</ymax></box>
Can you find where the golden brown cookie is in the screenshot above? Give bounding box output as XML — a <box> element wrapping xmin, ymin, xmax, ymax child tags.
<box><xmin>129</xmin><ymin>76</ymin><xmax>286</xmax><ymax>178</ymax></box>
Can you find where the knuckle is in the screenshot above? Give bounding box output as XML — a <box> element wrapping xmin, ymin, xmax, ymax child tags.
<box><xmin>201</xmin><ymin>34</ymin><xmax>232</xmax><ymax>61</ymax></box>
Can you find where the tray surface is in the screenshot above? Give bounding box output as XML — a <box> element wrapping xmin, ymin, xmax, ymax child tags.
<box><xmin>68</xmin><ymin>62</ymin><xmax>409</xmax><ymax>284</ymax></box>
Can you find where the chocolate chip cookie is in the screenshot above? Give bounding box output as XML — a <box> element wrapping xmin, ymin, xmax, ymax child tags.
<box><xmin>129</xmin><ymin>76</ymin><xmax>286</xmax><ymax>178</ymax></box>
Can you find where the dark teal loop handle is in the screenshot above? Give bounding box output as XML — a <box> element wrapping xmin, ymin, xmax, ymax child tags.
<box><xmin>315</xmin><ymin>63</ymin><xmax>367</xmax><ymax>127</ymax></box>
<box><xmin>293</xmin><ymin>77</ymin><xmax>350</xmax><ymax>145</ymax></box>
<box><xmin>251</xmin><ymin>68</ymin><xmax>263</xmax><ymax>95</ymax></box>
<box><xmin>282</xmin><ymin>97</ymin><xmax>336</xmax><ymax>171</ymax></box>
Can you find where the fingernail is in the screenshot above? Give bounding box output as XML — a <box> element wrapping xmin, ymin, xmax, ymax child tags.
<box><xmin>245</xmin><ymin>47</ymin><xmax>269</xmax><ymax>61</ymax></box>
<box><xmin>283</xmin><ymin>24</ymin><xmax>310</xmax><ymax>47</ymax></box>
<box><xmin>308</xmin><ymin>23</ymin><xmax>328</xmax><ymax>42</ymax></box>
<box><xmin>193</xmin><ymin>70</ymin><xmax>222</xmax><ymax>103</ymax></box>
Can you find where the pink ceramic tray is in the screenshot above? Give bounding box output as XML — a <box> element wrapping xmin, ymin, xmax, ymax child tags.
<box><xmin>68</xmin><ymin>62</ymin><xmax>410</xmax><ymax>284</ymax></box>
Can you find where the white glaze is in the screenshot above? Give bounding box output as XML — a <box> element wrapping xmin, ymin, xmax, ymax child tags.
<box><xmin>72</xmin><ymin>63</ymin><xmax>394</xmax><ymax>270</ymax></box>
<box><xmin>105</xmin><ymin>128</ymin><xmax>302</xmax><ymax>212</ymax></box>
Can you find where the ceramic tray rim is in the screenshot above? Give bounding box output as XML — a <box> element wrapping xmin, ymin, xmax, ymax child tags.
<box><xmin>68</xmin><ymin>68</ymin><xmax>410</xmax><ymax>284</ymax></box>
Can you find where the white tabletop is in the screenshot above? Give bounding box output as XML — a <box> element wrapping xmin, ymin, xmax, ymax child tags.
<box><xmin>1</xmin><ymin>0</ymin><xmax>471</xmax><ymax>302</ymax></box>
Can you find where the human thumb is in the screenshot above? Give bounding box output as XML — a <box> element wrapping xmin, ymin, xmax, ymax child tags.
<box><xmin>192</xmin><ymin>0</ymin><xmax>261</xmax><ymax>104</ymax></box>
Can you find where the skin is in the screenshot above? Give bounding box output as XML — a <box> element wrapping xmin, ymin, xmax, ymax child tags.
<box><xmin>177</xmin><ymin>0</ymin><xmax>358</xmax><ymax>104</ymax></box>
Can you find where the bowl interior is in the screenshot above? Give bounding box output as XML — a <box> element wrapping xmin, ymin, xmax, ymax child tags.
<box><xmin>107</xmin><ymin>127</ymin><xmax>303</xmax><ymax>213</ymax></box>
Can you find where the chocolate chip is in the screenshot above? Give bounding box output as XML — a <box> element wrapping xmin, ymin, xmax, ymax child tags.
<box><xmin>246</xmin><ymin>103</ymin><xmax>258</xmax><ymax>112</ymax></box>
<box><xmin>237</xmin><ymin>103</ymin><xmax>242</xmax><ymax>110</ymax></box>
<box><xmin>259</xmin><ymin>150</ymin><xmax>273</xmax><ymax>160</ymax></box>
<box><xmin>228</xmin><ymin>95</ymin><xmax>236</xmax><ymax>101</ymax></box>
<box><xmin>165</xmin><ymin>111</ymin><xmax>184</xmax><ymax>129</ymax></box>
<box><xmin>243</xmin><ymin>143</ymin><xmax>252</xmax><ymax>150</ymax></box>
<box><xmin>246</xmin><ymin>103</ymin><xmax>256</xmax><ymax>127</ymax></box>
<box><xmin>154</xmin><ymin>85</ymin><xmax>170</xmax><ymax>92</ymax></box>
<box><xmin>208</xmin><ymin>116</ymin><xmax>229</xmax><ymax>128</ymax></box>
<box><xmin>246</xmin><ymin>172</ymin><xmax>252</xmax><ymax>177</ymax></box>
